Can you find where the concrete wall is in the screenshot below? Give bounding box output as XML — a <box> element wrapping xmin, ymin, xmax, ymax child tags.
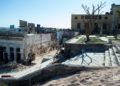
<box><xmin>24</xmin><ymin>33</ymin><xmax>55</xmax><ymax>58</ymax></box>
<box><xmin>65</xmin><ymin>44</ymin><xmax>108</xmax><ymax>58</ymax></box>
<box><xmin>0</xmin><ymin>33</ymin><xmax>56</xmax><ymax>63</ymax></box>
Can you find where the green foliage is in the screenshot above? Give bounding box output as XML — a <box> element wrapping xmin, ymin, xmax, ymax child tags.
<box><xmin>76</xmin><ymin>37</ymin><xmax>105</xmax><ymax>44</ymax></box>
<box><xmin>76</xmin><ymin>37</ymin><xmax>86</xmax><ymax>44</ymax></box>
<box><xmin>107</xmin><ymin>36</ymin><xmax>120</xmax><ymax>42</ymax></box>
<box><xmin>88</xmin><ymin>37</ymin><xmax>105</xmax><ymax>44</ymax></box>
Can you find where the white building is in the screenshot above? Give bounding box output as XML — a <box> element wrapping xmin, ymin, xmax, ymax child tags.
<box><xmin>0</xmin><ymin>28</ymin><xmax>52</xmax><ymax>64</ymax></box>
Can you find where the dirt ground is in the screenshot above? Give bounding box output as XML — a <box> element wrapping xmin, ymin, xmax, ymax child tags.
<box><xmin>0</xmin><ymin>50</ymin><xmax>58</xmax><ymax>74</ymax></box>
<box><xmin>42</xmin><ymin>67</ymin><xmax>120</xmax><ymax>86</ymax></box>
<box><xmin>33</xmin><ymin>50</ymin><xmax>58</xmax><ymax>64</ymax></box>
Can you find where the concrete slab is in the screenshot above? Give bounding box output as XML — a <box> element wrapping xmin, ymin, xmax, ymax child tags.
<box><xmin>62</xmin><ymin>53</ymin><xmax>105</xmax><ymax>67</ymax></box>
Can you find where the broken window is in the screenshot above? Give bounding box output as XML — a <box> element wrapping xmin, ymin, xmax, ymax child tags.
<box><xmin>4</xmin><ymin>52</ymin><xmax>8</xmax><ymax>63</ymax></box>
<box><xmin>118</xmin><ymin>24</ymin><xmax>120</xmax><ymax>29</ymax></box>
<box><xmin>10</xmin><ymin>47</ymin><xmax>14</xmax><ymax>61</ymax></box>
<box><xmin>81</xmin><ymin>16</ymin><xmax>84</xmax><ymax>19</ymax></box>
<box><xmin>99</xmin><ymin>15</ymin><xmax>102</xmax><ymax>19</ymax></box>
<box><xmin>0</xmin><ymin>47</ymin><xmax>5</xmax><ymax>63</ymax></box>
<box><xmin>10</xmin><ymin>47</ymin><xmax>14</xmax><ymax>52</ymax></box>
<box><xmin>85</xmin><ymin>15</ymin><xmax>90</xmax><ymax>19</ymax></box>
<box><xmin>77</xmin><ymin>23</ymin><xmax>81</xmax><ymax>29</ymax></box>
<box><xmin>16</xmin><ymin>48</ymin><xmax>20</xmax><ymax>52</ymax></box>
<box><xmin>16</xmin><ymin>53</ymin><xmax>21</xmax><ymax>63</ymax></box>
<box><xmin>75</xmin><ymin>16</ymin><xmax>78</xmax><ymax>19</ymax></box>
<box><xmin>16</xmin><ymin>48</ymin><xmax>21</xmax><ymax>63</ymax></box>
<box><xmin>105</xmin><ymin>16</ymin><xmax>108</xmax><ymax>19</ymax></box>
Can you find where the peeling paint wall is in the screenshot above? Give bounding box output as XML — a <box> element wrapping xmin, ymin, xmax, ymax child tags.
<box><xmin>24</xmin><ymin>33</ymin><xmax>56</xmax><ymax>59</ymax></box>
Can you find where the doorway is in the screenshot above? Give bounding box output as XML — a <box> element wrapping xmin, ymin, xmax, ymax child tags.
<box><xmin>0</xmin><ymin>47</ymin><xmax>6</xmax><ymax>64</ymax></box>
<box><xmin>10</xmin><ymin>47</ymin><xmax>14</xmax><ymax>61</ymax></box>
<box><xmin>103</xmin><ymin>23</ymin><xmax>107</xmax><ymax>34</ymax></box>
<box><xmin>16</xmin><ymin>48</ymin><xmax>21</xmax><ymax>63</ymax></box>
<box><xmin>94</xmin><ymin>23</ymin><xmax>99</xmax><ymax>34</ymax></box>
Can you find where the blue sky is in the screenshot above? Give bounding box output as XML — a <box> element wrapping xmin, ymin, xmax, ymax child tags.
<box><xmin>0</xmin><ymin>0</ymin><xmax>120</xmax><ymax>28</ymax></box>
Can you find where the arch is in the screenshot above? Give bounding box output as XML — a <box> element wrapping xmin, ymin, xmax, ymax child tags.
<box><xmin>93</xmin><ymin>23</ymin><xmax>99</xmax><ymax>34</ymax></box>
<box><xmin>102</xmin><ymin>23</ymin><xmax>107</xmax><ymax>34</ymax></box>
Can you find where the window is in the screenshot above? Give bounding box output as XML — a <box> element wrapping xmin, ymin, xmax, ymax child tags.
<box><xmin>103</xmin><ymin>23</ymin><xmax>107</xmax><ymax>29</ymax></box>
<box><xmin>10</xmin><ymin>53</ymin><xmax>14</xmax><ymax>61</ymax></box>
<box><xmin>99</xmin><ymin>16</ymin><xmax>102</xmax><ymax>19</ymax></box>
<box><xmin>118</xmin><ymin>24</ymin><xmax>120</xmax><ymax>29</ymax></box>
<box><xmin>84</xmin><ymin>23</ymin><xmax>89</xmax><ymax>29</ymax></box>
<box><xmin>92</xmin><ymin>16</ymin><xmax>97</xmax><ymax>19</ymax></box>
<box><xmin>16</xmin><ymin>48</ymin><xmax>20</xmax><ymax>52</ymax></box>
<box><xmin>10</xmin><ymin>47</ymin><xmax>14</xmax><ymax>61</ymax></box>
<box><xmin>81</xmin><ymin>16</ymin><xmax>84</xmax><ymax>19</ymax></box>
<box><xmin>85</xmin><ymin>15</ymin><xmax>93</xmax><ymax>19</ymax></box>
<box><xmin>75</xmin><ymin>16</ymin><xmax>78</xmax><ymax>19</ymax></box>
<box><xmin>105</xmin><ymin>16</ymin><xmax>108</xmax><ymax>19</ymax></box>
<box><xmin>85</xmin><ymin>15</ymin><xmax>88</xmax><ymax>19</ymax></box>
<box><xmin>16</xmin><ymin>53</ymin><xmax>21</xmax><ymax>63</ymax></box>
<box><xmin>77</xmin><ymin>23</ymin><xmax>81</xmax><ymax>28</ymax></box>
<box><xmin>10</xmin><ymin>47</ymin><xmax>14</xmax><ymax>52</ymax></box>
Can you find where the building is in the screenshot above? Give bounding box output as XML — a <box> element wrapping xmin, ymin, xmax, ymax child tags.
<box><xmin>71</xmin><ymin>4</ymin><xmax>120</xmax><ymax>34</ymax></box>
<box><xmin>19</xmin><ymin>20</ymin><xmax>37</xmax><ymax>34</ymax></box>
<box><xmin>0</xmin><ymin>28</ymin><xmax>24</xmax><ymax>64</ymax></box>
<box><xmin>0</xmin><ymin>27</ymin><xmax>54</xmax><ymax>64</ymax></box>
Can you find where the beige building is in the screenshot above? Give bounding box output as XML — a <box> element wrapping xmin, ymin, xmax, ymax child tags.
<box><xmin>71</xmin><ymin>4</ymin><xmax>120</xmax><ymax>34</ymax></box>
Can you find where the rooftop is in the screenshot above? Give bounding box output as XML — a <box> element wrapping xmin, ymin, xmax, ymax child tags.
<box><xmin>0</xmin><ymin>27</ymin><xmax>24</xmax><ymax>37</ymax></box>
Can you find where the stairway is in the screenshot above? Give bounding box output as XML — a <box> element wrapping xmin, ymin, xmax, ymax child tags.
<box><xmin>114</xmin><ymin>45</ymin><xmax>120</xmax><ymax>64</ymax></box>
<box><xmin>104</xmin><ymin>45</ymin><xmax>120</xmax><ymax>67</ymax></box>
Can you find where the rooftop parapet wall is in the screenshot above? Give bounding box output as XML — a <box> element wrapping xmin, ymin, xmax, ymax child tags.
<box><xmin>0</xmin><ymin>27</ymin><xmax>25</xmax><ymax>37</ymax></box>
<box><xmin>0</xmin><ymin>33</ymin><xmax>24</xmax><ymax>37</ymax></box>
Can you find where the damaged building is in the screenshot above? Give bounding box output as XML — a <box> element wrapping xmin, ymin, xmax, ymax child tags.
<box><xmin>71</xmin><ymin>4</ymin><xmax>120</xmax><ymax>34</ymax></box>
<box><xmin>0</xmin><ymin>26</ymin><xmax>55</xmax><ymax>64</ymax></box>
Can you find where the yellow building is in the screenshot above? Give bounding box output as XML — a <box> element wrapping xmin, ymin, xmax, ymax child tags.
<box><xmin>71</xmin><ymin>4</ymin><xmax>120</xmax><ymax>34</ymax></box>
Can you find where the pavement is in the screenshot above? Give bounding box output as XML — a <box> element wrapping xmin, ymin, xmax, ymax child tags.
<box><xmin>62</xmin><ymin>45</ymin><xmax>120</xmax><ymax>67</ymax></box>
<box><xmin>62</xmin><ymin>52</ymin><xmax>105</xmax><ymax>67</ymax></box>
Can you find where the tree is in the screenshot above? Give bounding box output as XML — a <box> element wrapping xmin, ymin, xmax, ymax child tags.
<box><xmin>114</xmin><ymin>10</ymin><xmax>120</xmax><ymax>39</ymax></box>
<box><xmin>81</xmin><ymin>1</ymin><xmax>106</xmax><ymax>42</ymax></box>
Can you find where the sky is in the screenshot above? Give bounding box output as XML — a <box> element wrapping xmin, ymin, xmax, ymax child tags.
<box><xmin>0</xmin><ymin>0</ymin><xmax>120</xmax><ymax>28</ymax></box>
